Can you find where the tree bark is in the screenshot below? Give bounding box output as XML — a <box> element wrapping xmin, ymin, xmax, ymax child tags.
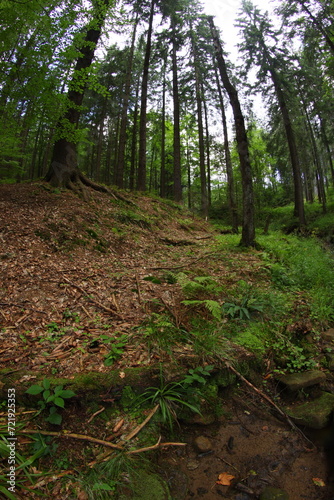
<box><xmin>137</xmin><ymin>0</ymin><xmax>155</xmax><ymax>191</ymax></box>
<box><xmin>213</xmin><ymin>55</ymin><xmax>238</xmax><ymax>232</ymax></box>
<box><xmin>116</xmin><ymin>11</ymin><xmax>139</xmax><ymax>188</ymax></box>
<box><xmin>45</xmin><ymin>0</ymin><xmax>109</xmax><ymax>194</ymax></box>
<box><xmin>171</xmin><ymin>16</ymin><xmax>182</xmax><ymax>203</ymax></box>
<box><xmin>208</xmin><ymin>17</ymin><xmax>255</xmax><ymax>246</ymax></box>
<box><xmin>268</xmin><ymin>64</ymin><xmax>306</xmax><ymax>225</ymax></box>
<box><xmin>190</xmin><ymin>24</ymin><xmax>208</xmax><ymax>217</ymax></box>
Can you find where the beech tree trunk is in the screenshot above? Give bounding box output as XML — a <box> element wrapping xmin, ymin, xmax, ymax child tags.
<box><xmin>209</xmin><ymin>17</ymin><xmax>255</xmax><ymax>247</ymax></box>
<box><xmin>45</xmin><ymin>0</ymin><xmax>109</xmax><ymax>193</ymax></box>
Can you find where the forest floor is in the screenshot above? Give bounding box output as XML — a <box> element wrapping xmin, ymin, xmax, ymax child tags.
<box><xmin>0</xmin><ymin>183</ymin><xmax>333</xmax><ymax>500</ymax></box>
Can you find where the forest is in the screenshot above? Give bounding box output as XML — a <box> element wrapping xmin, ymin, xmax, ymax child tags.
<box><xmin>1</xmin><ymin>0</ymin><xmax>334</xmax><ymax>245</ymax></box>
<box><xmin>1</xmin><ymin>0</ymin><xmax>334</xmax><ymax>499</ymax></box>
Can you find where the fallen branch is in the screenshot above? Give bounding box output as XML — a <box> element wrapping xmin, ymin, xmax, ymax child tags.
<box><xmin>123</xmin><ymin>404</ymin><xmax>159</xmax><ymax>441</ymax></box>
<box><xmin>126</xmin><ymin>436</ymin><xmax>186</xmax><ymax>455</ymax></box>
<box><xmin>223</xmin><ymin>360</ymin><xmax>315</xmax><ymax>448</ymax></box>
<box><xmin>20</xmin><ymin>429</ymin><xmax>124</xmax><ymax>450</ymax></box>
<box><xmin>87</xmin><ymin>406</ymin><xmax>105</xmax><ymax>424</ymax></box>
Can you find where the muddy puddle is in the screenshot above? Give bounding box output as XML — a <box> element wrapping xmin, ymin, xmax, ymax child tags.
<box><xmin>158</xmin><ymin>394</ymin><xmax>334</xmax><ymax>500</ymax></box>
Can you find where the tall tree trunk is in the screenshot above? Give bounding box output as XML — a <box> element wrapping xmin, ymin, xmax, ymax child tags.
<box><xmin>116</xmin><ymin>11</ymin><xmax>139</xmax><ymax>188</ymax></box>
<box><xmin>209</xmin><ymin>17</ymin><xmax>255</xmax><ymax>247</ymax></box>
<box><xmin>268</xmin><ymin>64</ymin><xmax>306</xmax><ymax>225</ymax></box>
<box><xmin>190</xmin><ymin>24</ymin><xmax>207</xmax><ymax>217</ymax></box>
<box><xmin>45</xmin><ymin>0</ymin><xmax>109</xmax><ymax>195</ymax></box>
<box><xmin>202</xmin><ymin>85</ymin><xmax>211</xmax><ymax>209</ymax></box>
<box><xmin>171</xmin><ymin>16</ymin><xmax>182</xmax><ymax>203</ymax></box>
<box><xmin>160</xmin><ymin>57</ymin><xmax>167</xmax><ymax>198</ymax></box>
<box><xmin>213</xmin><ymin>59</ymin><xmax>238</xmax><ymax>232</ymax></box>
<box><xmin>137</xmin><ymin>0</ymin><xmax>155</xmax><ymax>191</ymax></box>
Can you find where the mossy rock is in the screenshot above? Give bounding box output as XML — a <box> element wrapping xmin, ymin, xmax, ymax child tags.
<box><xmin>118</xmin><ymin>470</ymin><xmax>172</xmax><ymax>500</ymax></box>
<box><xmin>285</xmin><ymin>391</ymin><xmax>334</xmax><ymax>429</ymax></box>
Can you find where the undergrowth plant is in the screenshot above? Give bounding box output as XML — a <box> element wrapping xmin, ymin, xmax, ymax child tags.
<box><xmin>133</xmin><ymin>365</ymin><xmax>211</xmax><ymax>429</ymax></box>
<box><xmin>26</xmin><ymin>379</ymin><xmax>75</xmax><ymax>425</ymax></box>
<box><xmin>258</xmin><ymin>233</ymin><xmax>334</xmax><ymax>327</ymax></box>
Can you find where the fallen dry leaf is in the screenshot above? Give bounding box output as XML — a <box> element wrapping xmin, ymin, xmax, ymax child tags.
<box><xmin>119</xmin><ymin>371</ymin><xmax>126</xmax><ymax>379</ymax></box>
<box><xmin>216</xmin><ymin>472</ymin><xmax>235</xmax><ymax>486</ymax></box>
<box><xmin>312</xmin><ymin>478</ymin><xmax>325</xmax><ymax>487</ymax></box>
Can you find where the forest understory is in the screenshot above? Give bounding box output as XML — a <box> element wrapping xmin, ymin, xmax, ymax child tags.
<box><xmin>1</xmin><ymin>183</ymin><xmax>334</xmax><ymax>500</ymax></box>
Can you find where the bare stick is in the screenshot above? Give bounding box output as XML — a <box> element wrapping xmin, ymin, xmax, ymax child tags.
<box><xmin>20</xmin><ymin>429</ymin><xmax>124</xmax><ymax>450</ymax></box>
<box><xmin>87</xmin><ymin>406</ymin><xmax>105</xmax><ymax>424</ymax></box>
<box><xmin>126</xmin><ymin>437</ymin><xmax>186</xmax><ymax>455</ymax></box>
<box><xmin>123</xmin><ymin>404</ymin><xmax>159</xmax><ymax>441</ymax></box>
<box><xmin>224</xmin><ymin>361</ymin><xmax>315</xmax><ymax>448</ymax></box>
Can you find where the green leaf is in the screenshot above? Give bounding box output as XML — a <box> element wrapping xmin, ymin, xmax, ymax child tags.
<box><xmin>47</xmin><ymin>411</ymin><xmax>62</xmax><ymax>425</ymax></box>
<box><xmin>43</xmin><ymin>390</ymin><xmax>51</xmax><ymax>401</ymax></box>
<box><xmin>59</xmin><ymin>390</ymin><xmax>75</xmax><ymax>399</ymax></box>
<box><xmin>42</xmin><ymin>379</ymin><xmax>50</xmax><ymax>390</ymax></box>
<box><xmin>92</xmin><ymin>482</ymin><xmax>116</xmax><ymax>491</ymax></box>
<box><xmin>54</xmin><ymin>397</ymin><xmax>65</xmax><ymax>408</ymax></box>
<box><xmin>26</xmin><ymin>385</ymin><xmax>43</xmax><ymax>395</ymax></box>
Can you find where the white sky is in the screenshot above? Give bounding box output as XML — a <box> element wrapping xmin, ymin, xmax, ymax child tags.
<box><xmin>201</xmin><ymin>0</ymin><xmax>277</xmax><ymax>59</ymax></box>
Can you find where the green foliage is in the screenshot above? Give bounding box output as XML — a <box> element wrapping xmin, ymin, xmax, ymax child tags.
<box><xmin>25</xmin><ymin>379</ymin><xmax>75</xmax><ymax>425</ymax></box>
<box><xmin>176</xmin><ymin>273</ymin><xmax>224</xmax><ymax>299</ymax></box>
<box><xmin>258</xmin><ymin>233</ymin><xmax>334</xmax><ymax>326</ymax></box>
<box><xmin>182</xmin><ymin>299</ymin><xmax>222</xmax><ymax>319</ymax></box>
<box><xmin>100</xmin><ymin>334</ymin><xmax>128</xmax><ymax>366</ymax></box>
<box><xmin>134</xmin><ymin>366</ymin><xmax>202</xmax><ymax>430</ymax></box>
<box><xmin>222</xmin><ymin>281</ymin><xmax>265</xmax><ymax>320</ymax></box>
<box><xmin>268</xmin><ymin>334</ymin><xmax>317</xmax><ymax>373</ymax></box>
<box><xmin>138</xmin><ymin>313</ymin><xmax>187</xmax><ymax>352</ymax></box>
<box><xmin>182</xmin><ymin>365</ymin><xmax>214</xmax><ymax>386</ymax></box>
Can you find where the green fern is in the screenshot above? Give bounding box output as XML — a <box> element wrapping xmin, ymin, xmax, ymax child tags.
<box><xmin>182</xmin><ymin>299</ymin><xmax>222</xmax><ymax>320</ymax></box>
<box><xmin>176</xmin><ymin>273</ymin><xmax>223</xmax><ymax>299</ymax></box>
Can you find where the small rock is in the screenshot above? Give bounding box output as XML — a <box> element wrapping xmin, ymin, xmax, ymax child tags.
<box><xmin>322</xmin><ymin>328</ymin><xmax>334</xmax><ymax>342</ymax></box>
<box><xmin>259</xmin><ymin>486</ymin><xmax>289</xmax><ymax>500</ymax></box>
<box><xmin>187</xmin><ymin>459</ymin><xmax>200</xmax><ymax>471</ymax></box>
<box><xmin>277</xmin><ymin>370</ymin><xmax>326</xmax><ymax>392</ymax></box>
<box><xmin>194</xmin><ymin>435</ymin><xmax>212</xmax><ymax>453</ymax></box>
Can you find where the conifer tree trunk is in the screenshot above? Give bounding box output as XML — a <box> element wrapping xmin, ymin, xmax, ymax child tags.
<box><xmin>116</xmin><ymin>11</ymin><xmax>139</xmax><ymax>188</ymax></box>
<box><xmin>160</xmin><ymin>57</ymin><xmax>167</xmax><ymax>198</ymax></box>
<box><xmin>208</xmin><ymin>17</ymin><xmax>255</xmax><ymax>246</ymax></box>
<box><xmin>213</xmin><ymin>59</ymin><xmax>238</xmax><ymax>232</ymax></box>
<box><xmin>171</xmin><ymin>16</ymin><xmax>182</xmax><ymax>203</ymax></box>
<box><xmin>190</xmin><ymin>23</ymin><xmax>208</xmax><ymax>217</ymax></box>
<box><xmin>268</xmin><ymin>64</ymin><xmax>306</xmax><ymax>225</ymax></box>
<box><xmin>137</xmin><ymin>0</ymin><xmax>155</xmax><ymax>191</ymax></box>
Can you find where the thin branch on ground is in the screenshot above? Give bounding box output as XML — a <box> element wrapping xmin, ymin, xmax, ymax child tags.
<box><xmin>20</xmin><ymin>429</ymin><xmax>124</xmax><ymax>450</ymax></box>
<box><xmin>123</xmin><ymin>404</ymin><xmax>159</xmax><ymax>441</ymax></box>
<box><xmin>223</xmin><ymin>360</ymin><xmax>315</xmax><ymax>449</ymax></box>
